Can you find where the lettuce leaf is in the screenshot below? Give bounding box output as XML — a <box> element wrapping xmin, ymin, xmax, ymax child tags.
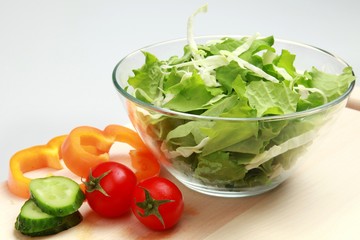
<box><xmin>246</xmin><ymin>81</ymin><xmax>300</xmax><ymax>117</ymax></box>
<box><xmin>125</xmin><ymin>6</ymin><xmax>355</xmax><ymax>189</ymax></box>
<box><xmin>201</xmin><ymin>98</ymin><xmax>258</xmax><ymax>155</ymax></box>
<box><xmin>308</xmin><ymin>66</ymin><xmax>355</xmax><ymax>102</ymax></box>
<box><xmin>275</xmin><ymin>49</ymin><xmax>296</xmax><ymax>77</ymax></box>
<box><xmin>163</xmin><ymin>71</ymin><xmax>215</xmax><ymax>112</ymax></box>
<box><xmin>128</xmin><ymin>52</ymin><xmax>164</xmax><ymax>104</ymax></box>
<box><xmin>195</xmin><ymin>151</ymin><xmax>247</xmax><ymax>183</ymax></box>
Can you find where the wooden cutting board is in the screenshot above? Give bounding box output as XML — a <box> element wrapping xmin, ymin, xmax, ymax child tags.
<box><xmin>1</xmin><ymin>107</ymin><xmax>360</xmax><ymax>240</ymax></box>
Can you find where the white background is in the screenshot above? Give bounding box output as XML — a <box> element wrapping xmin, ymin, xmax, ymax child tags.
<box><xmin>0</xmin><ymin>0</ymin><xmax>359</xmax><ymax>182</ymax></box>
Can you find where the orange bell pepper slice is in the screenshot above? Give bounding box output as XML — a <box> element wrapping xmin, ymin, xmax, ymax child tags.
<box><xmin>7</xmin><ymin>124</ymin><xmax>159</xmax><ymax>198</ymax></box>
<box><xmin>61</xmin><ymin>126</ymin><xmax>114</xmax><ymax>178</ymax></box>
<box><xmin>62</xmin><ymin>124</ymin><xmax>160</xmax><ymax>181</ymax></box>
<box><xmin>7</xmin><ymin>135</ymin><xmax>67</xmax><ymax>198</ymax></box>
<box><xmin>103</xmin><ymin>124</ymin><xmax>148</xmax><ymax>152</ymax></box>
<box><xmin>104</xmin><ymin>125</ymin><xmax>160</xmax><ymax>181</ymax></box>
<box><xmin>129</xmin><ymin>149</ymin><xmax>160</xmax><ymax>182</ymax></box>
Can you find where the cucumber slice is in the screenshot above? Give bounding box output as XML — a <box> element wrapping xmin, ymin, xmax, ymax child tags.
<box><xmin>30</xmin><ymin>176</ymin><xmax>85</xmax><ymax>217</ymax></box>
<box><xmin>15</xmin><ymin>199</ymin><xmax>83</xmax><ymax>236</ymax></box>
<box><xmin>24</xmin><ymin>211</ymin><xmax>83</xmax><ymax>237</ymax></box>
<box><xmin>15</xmin><ymin>199</ymin><xmax>63</xmax><ymax>233</ymax></box>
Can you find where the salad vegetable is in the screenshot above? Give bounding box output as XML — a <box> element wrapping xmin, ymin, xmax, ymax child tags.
<box><xmin>62</xmin><ymin>124</ymin><xmax>160</xmax><ymax>181</ymax></box>
<box><xmin>8</xmin><ymin>124</ymin><xmax>160</xmax><ymax>199</ymax></box>
<box><xmin>7</xmin><ymin>135</ymin><xmax>66</xmax><ymax>198</ymax></box>
<box><xmin>125</xmin><ymin>4</ymin><xmax>355</xmax><ymax>188</ymax></box>
<box><xmin>15</xmin><ymin>199</ymin><xmax>83</xmax><ymax>237</ymax></box>
<box><xmin>30</xmin><ymin>176</ymin><xmax>85</xmax><ymax>217</ymax></box>
<box><xmin>131</xmin><ymin>177</ymin><xmax>184</xmax><ymax>230</ymax></box>
<box><xmin>84</xmin><ymin>161</ymin><xmax>137</xmax><ymax>218</ymax></box>
<box><xmin>15</xmin><ymin>176</ymin><xmax>84</xmax><ymax>237</ymax></box>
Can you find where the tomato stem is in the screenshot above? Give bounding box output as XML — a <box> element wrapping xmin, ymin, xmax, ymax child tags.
<box><xmin>136</xmin><ymin>187</ymin><xmax>173</xmax><ymax>228</ymax></box>
<box><xmin>82</xmin><ymin>169</ymin><xmax>111</xmax><ymax>197</ymax></box>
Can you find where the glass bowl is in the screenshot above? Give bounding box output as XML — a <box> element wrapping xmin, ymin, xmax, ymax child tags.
<box><xmin>112</xmin><ymin>36</ymin><xmax>355</xmax><ymax>197</ymax></box>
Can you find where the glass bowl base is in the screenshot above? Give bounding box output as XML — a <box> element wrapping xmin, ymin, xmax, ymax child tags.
<box><xmin>172</xmin><ymin>172</ymin><xmax>287</xmax><ymax>198</ymax></box>
<box><xmin>181</xmin><ymin>180</ymin><xmax>281</xmax><ymax>198</ymax></box>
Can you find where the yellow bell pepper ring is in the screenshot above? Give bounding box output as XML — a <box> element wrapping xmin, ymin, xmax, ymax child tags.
<box><xmin>7</xmin><ymin>135</ymin><xmax>67</xmax><ymax>198</ymax></box>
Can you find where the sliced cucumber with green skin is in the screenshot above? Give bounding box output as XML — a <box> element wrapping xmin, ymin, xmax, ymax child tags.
<box><xmin>23</xmin><ymin>211</ymin><xmax>83</xmax><ymax>237</ymax></box>
<box><xmin>30</xmin><ymin>176</ymin><xmax>85</xmax><ymax>217</ymax></box>
<box><xmin>15</xmin><ymin>199</ymin><xmax>63</xmax><ymax>234</ymax></box>
<box><xmin>15</xmin><ymin>199</ymin><xmax>83</xmax><ymax>236</ymax></box>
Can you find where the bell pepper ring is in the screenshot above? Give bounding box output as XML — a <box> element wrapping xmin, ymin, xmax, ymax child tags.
<box><xmin>61</xmin><ymin>126</ymin><xmax>113</xmax><ymax>178</ymax></box>
<box><xmin>129</xmin><ymin>149</ymin><xmax>160</xmax><ymax>182</ymax></box>
<box><xmin>61</xmin><ymin>124</ymin><xmax>160</xmax><ymax>181</ymax></box>
<box><xmin>7</xmin><ymin>135</ymin><xmax>67</xmax><ymax>199</ymax></box>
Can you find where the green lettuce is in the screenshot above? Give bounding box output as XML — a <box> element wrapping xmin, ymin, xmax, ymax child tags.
<box><xmin>125</xmin><ymin>4</ymin><xmax>355</xmax><ymax>189</ymax></box>
<box><xmin>245</xmin><ymin>81</ymin><xmax>300</xmax><ymax>117</ymax></box>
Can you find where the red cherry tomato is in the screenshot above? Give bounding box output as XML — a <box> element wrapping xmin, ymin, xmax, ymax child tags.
<box><xmin>84</xmin><ymin>161</ymin><xmax>137</xmax><ymax>218</ymax></box>
<box><xmin>131</xmin><ymin>177</ymin><xmax>184</xmax><ymax>230</ymax></box>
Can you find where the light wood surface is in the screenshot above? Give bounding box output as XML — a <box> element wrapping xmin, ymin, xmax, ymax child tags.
<box><xmin>1</xmin><ymin>106</ymin><xmax>360</xmax><ymax>240</ymax></box>
<box><xmin>347</xmin><ymin>86</ymin><xmax>360</xmax><ymax>110</ymax></box>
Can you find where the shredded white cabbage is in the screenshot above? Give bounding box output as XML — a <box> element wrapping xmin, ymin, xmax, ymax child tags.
<box><xmin>294</xmin><ymin>84</ymin><xmax>328</xmax><ymax>103</ymax></box>
<box><xmin>172</xmin><ymin>137</ymin><xmax>210</xmax><ymax>158</ymax></box>
<box><xmin>220</xmin><ymin>50</ymin><xmax>280</xmax><ymax>83</ymax></box>
<box><xmin>195</xmin><ymin>67</ymin><xmax>220</xmax><ymax>87</ymax></box>
<box><xmin>187</xmin><ymin>3</ymin><xmax>208</xmax><ymax>60</ymax></box>
<box><xmin>245</xmin><ymin>130</ymin><xmax>317</xmax><ymax>170</ymax></box>
<box><xmin>262</xmin><ymin>49</ymin><xmax>277</xmax><ymax>65</ymax></box>
<box><xmin>232</xmin><ymin>33</ymin><xmax>260</xmax><ymax>56</ymax></box>
<box><xmin>179</xmin><ymin>71</ymin><xmax>193</xmax><ymax>82</ymax></box>
<box><xmin>186</xmin><ymin>4</ymin><xmax>280</xmax><ymax>86</ymax></box>
<box><xmin>172</xmin><ymin>55</ymin><xmax>228</xmax><ymax>70</ymax></box>
<box><xmin>274</xmin><ymin>65</ymin><xmax>293</xmax><ymax>81</ymax></box>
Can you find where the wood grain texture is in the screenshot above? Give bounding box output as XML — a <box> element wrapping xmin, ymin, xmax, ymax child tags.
<box><xmin>1</xmin><ymin>107</ymin><xmax>360</xmax><ymax>240</ymax></box>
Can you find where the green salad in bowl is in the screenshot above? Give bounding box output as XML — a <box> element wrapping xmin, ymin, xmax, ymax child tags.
<box><xmin>113</xmin><ymin>5</ymin><xmax>355</xmax><ymax>197</ymax></box>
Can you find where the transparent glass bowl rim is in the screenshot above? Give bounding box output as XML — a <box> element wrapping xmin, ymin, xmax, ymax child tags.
<box><xmin>112</xmin><ymin>35</ymin><xmax>355</xmax><ymax>122</ymax></box>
